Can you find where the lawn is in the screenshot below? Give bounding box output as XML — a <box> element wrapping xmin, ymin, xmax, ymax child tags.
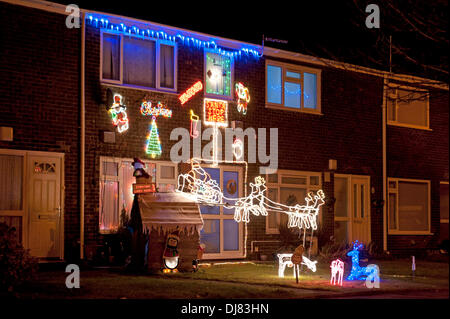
<box><xmin>7</xmin><ymin>257</ymin><xmax>449</xmax><ymax>299</ymax></box>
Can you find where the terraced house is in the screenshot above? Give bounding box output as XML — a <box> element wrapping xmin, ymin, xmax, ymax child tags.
<box><xmin>0</xmin><ymin>0</ymin><xmax>448</xmax><ymax>264</ymax></box>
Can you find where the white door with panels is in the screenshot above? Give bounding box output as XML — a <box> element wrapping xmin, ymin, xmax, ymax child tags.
<box><xmin>27</xmin><ymin>155</ymin><xmax>63</xmax><ymax>258</ymax></box>
<box><xmin>334</xmin><ymin>175</ymin><xmax>371</xmax><ymax>245</ymax></box>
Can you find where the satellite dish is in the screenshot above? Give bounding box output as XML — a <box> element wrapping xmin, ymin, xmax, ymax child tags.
<box><xmin>106</xmin><ymin>88</ymin><xmax>114</xmax><ymax>110</ymax></box>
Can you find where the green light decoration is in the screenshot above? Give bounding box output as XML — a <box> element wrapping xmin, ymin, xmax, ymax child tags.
<box><xmin>206</xmin><ymin>52</ymin><xmax>231</xmax><ymax>97</ymax></box>
<box><xmin>146</xmin><ymin>116</ymin><xmax>162</xmax><ymax>158</ymax></box>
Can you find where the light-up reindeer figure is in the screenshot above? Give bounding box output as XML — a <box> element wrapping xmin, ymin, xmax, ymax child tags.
<box><xmin>330</xmin><ymin>259</ymin><xmax>344</xmax><ymax>286</ymax></box>
<box><xmin>277</xmin><ymin>253</ymin><xmax>299</xmax><ymax>278</ymax></box>
<box><xmin>347</xmin><ymin>241</ymin><xmax>380</xmax><ymax>287</ymax></box>
<box><xmin>234</xmin><ymin>176</ymin><xmax>268</xmax><ymax>223</ymax></box>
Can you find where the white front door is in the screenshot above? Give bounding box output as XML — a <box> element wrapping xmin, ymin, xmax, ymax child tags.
<box><xmin>27</xmin><ymin>155</ymin><xmax>62</xmax><ymax>258</ymax></box>
<box><xmin>334</xmin><ymin>175</ymin><xmax>371</xmax><ymax>245</ymax></box>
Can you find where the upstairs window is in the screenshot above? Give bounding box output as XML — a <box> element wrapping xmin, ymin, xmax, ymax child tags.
<box><xmin>204</xmin><ymin>51</ymin><xmax>233</xmax><ymax>98</ymax></box>
<box><xmin>101</xmin><ymin>31</ymin><xmax>177</xmax><ymax>92</ymax></box>
<box><xmin>387</xmin><ymin>85</ymin><xmax>429</xmax><ymax>129</ymax></box>
<box><xmin>266</xmin><ymin>61</ymin><xmax>321</xmax><ymax>113</ymax></box>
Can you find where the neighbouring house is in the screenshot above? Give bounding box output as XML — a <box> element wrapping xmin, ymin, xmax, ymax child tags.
<box><xmin>0</xmin><ymin>0</ymin><xmax>448</xmax><ymax>263</ymax></box>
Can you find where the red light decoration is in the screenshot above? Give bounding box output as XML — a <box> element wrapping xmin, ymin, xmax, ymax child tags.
<box><xmin>203</xmin><ymin>98</ymin><xmax>228</xmax><ymax>127</ymax></box>
<box><xmin>179</xmin><ymin>81</ymin><xmax>203</xmax><ymax>105</ymax></box>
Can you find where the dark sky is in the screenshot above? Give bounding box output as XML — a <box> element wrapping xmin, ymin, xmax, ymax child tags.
<box><xmin>55</xmin><ymin>0</ymin><xmax>448</xmax><ymax>82</ymax></box>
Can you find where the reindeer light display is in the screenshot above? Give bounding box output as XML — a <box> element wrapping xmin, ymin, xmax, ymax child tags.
<box><xmin>330</xmin><ymin>259</ymin><xmax>344</xmax><ymax>286</ymax></box>
<box><xmin>347</xmin><ymin>241</ymin><xmax>380</xmax><ymax>288</ymax></box>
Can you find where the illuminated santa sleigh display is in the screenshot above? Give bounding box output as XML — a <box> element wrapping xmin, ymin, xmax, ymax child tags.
<box><xmin>177</xmin><ymin>159</ymin><xmax>326</xmax><ymax>273</ymax></box>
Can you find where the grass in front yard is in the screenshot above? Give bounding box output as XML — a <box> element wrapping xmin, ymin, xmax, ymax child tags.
<box><xmin>8</xmin><ymin>257</ymin><xmax>448</xmax><ymax>299</ymax></box>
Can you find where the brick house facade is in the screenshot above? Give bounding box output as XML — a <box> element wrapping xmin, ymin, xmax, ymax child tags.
<box><xmin>0</xmin><ymin>0</ymin><xmax>448</xmax><ymax>262</ymax></box>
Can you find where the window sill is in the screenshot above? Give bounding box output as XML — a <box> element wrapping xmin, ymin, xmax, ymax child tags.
<box><xmin>388</xmin><ymin>231</ymin><xmax>434</xmax><ymax>236</ymax></box>
<box><xmin>265</xmin><ymin>104</ymin><xmax>323</xmax><ymax>115</ymax></box>
<box><xmin>265</xmin><ymin>229</ymin><xmax>280</xmax><ymax>235</ymax></box>
<box><xmin>387</xmin><ymin>121</ymin><xmax>432</xmax><ymax>131</ymax></box>
<box><xmin>204</xmin><ymin>93</ymin><xmax>234</xmax><ymax>102</ymax></box>
<box><xmin>101</xmin><ymin>82</ymin><xmax>178</xmax><ymax>96</ymax></box>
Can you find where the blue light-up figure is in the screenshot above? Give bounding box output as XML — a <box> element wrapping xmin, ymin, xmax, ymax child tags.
<box><xmin>347</xmin><ymin>240</ymin><xmax>380</xmax><ymax>285</ymax></box>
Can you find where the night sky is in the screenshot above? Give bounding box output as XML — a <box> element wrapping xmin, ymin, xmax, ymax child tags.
<box><xmin>55</xmin><ymin>0</ymin><xmax>448</xmax><ymax>82</ymax></box>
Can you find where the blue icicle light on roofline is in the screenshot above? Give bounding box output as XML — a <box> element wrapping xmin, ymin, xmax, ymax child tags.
<box><xmin>86</xmin><ymin>14</ymin><xmax>261</xmax><ymax>59</ymax></box>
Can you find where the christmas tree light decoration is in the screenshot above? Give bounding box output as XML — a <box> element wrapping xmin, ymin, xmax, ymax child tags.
<box><xmin>330</xmin><ymin>259</ymin><xmax>344</xmax><ymax>286</ymax></box>
<box><xmin>145</xmin><ymin>116</ymin><xmax>162</xmax><ymax>158</ymax></box>
<box><xmin>179</xmin><ymin>81</ymin><xmax>203</xmax><ymax>105</ymax></box>
<box><xmin>141</xmin><ymin>100</ymin><xmax>172</xmax><ymax>158</ymax></box>
<box><xmin>108</xmin><ymin>93</ymin><xmax>129</xmax><ymax>133</ymax></box>
<box><xmin>235</xmin><ymin>82</ymin><xmax>250</xmax><ymax>115</ymax></box>
<box><xmin>347</xmin><ymin>241</ymin><xmax>380</xmax><ymax>285</ymax></box>
<box><xmin>190</xmin><ymin>110</ymin><xmax>200</xmax><ymax>138</ymax></box>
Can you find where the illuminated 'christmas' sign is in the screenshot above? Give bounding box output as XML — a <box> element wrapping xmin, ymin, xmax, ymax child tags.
<box><xmin>179</xmin><ymin>81</ymin><xmax>203</xmax><ymax>105</ymax></box>
<box><xmin>203</xmin><ymin>98</ymin><xmax>228</xmax><ymax>127</ymax></box>
<box><xmin>141</xmin><ymin>101</ymin><xmax>172</xmax><ymax>118</ymax></box>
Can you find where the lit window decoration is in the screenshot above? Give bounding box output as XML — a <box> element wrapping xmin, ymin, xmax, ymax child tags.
<box><xmin>145</xmin><ymin>116</ymin><xmax>162</xmax><ymax>158</ymax></box>
<box><xmin>141</xmin><ymin>101</ymin><xmax>172</xmax><ymax>158</ymax></box>
<box><xmin>235</xmin><ymin>82</ymin><xmax>250</xmax><ymax>115</ymax></box>
<box><xmin>179</xmin><ymin>81</ymin><xmax>203</xmax><ymax>105</ymax></box>
<box><xmin>346</xmin><ymin>241</ymin><xmax>380</xmax><ymax>284</ymax></box>
<box><xmin>206</xmin><ymin>52</ymin><xmax>232</xmax><ymax>97</ymax></box>
<box><xmin>177</xmin><ymin>159</ymin><xmax>325</xmax><ymax>231</ymax></box>
<box><xmin>330</xmin><ymin>259</ymin><xmax>344</xmax><ymax>286</ymax></box>
<box><xmin>86</xmin><ymin>14</ymin><xmax>261</xmax><ymax>60</ymax></box>
<box><xmin>190</xmin><ymin>110</ymin><xmax>200</xmax><ymax>139</ymax></box>
<box><xmin>108</xmin><ymin>93</ymin><xmax>129</xmax><ymax>133</ymax></box>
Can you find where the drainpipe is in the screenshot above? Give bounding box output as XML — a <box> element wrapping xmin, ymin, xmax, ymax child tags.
<box><xmin>382</xmin><ymin>75</ymin><xmax>388</xmax><ymax>252</ymax></box>
<box><xmin>80</xmin><ymin>11</ymin><xmax>86</xmax><ymax>260</ymax></box>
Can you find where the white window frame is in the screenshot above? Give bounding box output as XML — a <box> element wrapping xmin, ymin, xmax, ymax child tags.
<box><xmin>265</xmin><ymin>60</ymin><xmax>322</xmax><ymax>114</ymax></box>
<box><xmin>99</xmin><ymin>156</ymin><xmax>177</xmax><ymax>234</ymax></box>
<box><xmin>265</xmin><ymin>170</ymin><xmax>322</xmax><ymax>234</ymax></box>
<box><xmin>198</xmin><ymin>164</ymin><xmax>244</xmax><ymax>259</ymax></box>
<box><xmin>387</xmin><ymin>177</ymin><xmax>432</xmax><ymax>235</ymax></box>
<box><xmin>100</xmin><ymin>30</ymin><xmax>178</xmax><ymax>93</ymax></box>
<box><xmin>440</xmin><ymin>181</ymin><xmax>449</xmax><ymax>225</ymax></box>
<box><xmin>386</xmin><ymin>84</ymin><xmax>430</xmax><ymax>130</ymax></box>
<box><xmin>203</xmin><ymin>49</ymin><xmax>235</xmax><ymax>101</ymax></box>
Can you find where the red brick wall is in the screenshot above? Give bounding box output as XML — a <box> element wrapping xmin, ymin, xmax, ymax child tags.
<box><xmin>387</xmin><ymin>86</ymin><xmax>449</xmax><ymax>254</ymax></box>
<box><xmin>0</xmin><ymin>2</ymin><xmax>81</xmax><ymax>260</ymax></box>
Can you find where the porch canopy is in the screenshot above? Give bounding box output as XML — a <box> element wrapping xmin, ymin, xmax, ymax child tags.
<box><xmin>138</xmin><ymin>192</ymin><xmax>203</xmax><ymax>234</ymax></box>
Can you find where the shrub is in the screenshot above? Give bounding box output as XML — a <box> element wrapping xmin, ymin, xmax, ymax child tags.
<box><xmin>0</xmin><ymin>222</ymin><xmax>37</xmax><ymax>292</ymax></box>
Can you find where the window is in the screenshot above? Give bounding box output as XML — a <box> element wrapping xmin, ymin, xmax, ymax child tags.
<box><xmin>99</xmin><ymin>157</ymin><xmax>177</xmax><ymax>234</ymax></box>
<box><xmin>388</xmin><ymin>178</ymin><xmax>431</xmax><ymax>234</ymax></box>
<box><xmin>204</xmin><ymin>51</ymin><xmax>233</xmax><ymax>98</ymax></box>
<box><xmin>266</xmin><ymin>61</ymin><xmax>321</xmax><ymax>113</ymax></box>
<box><xmin>265</xmin><ymin>171</ymin><xmax>322</xmax><ymax>234</ymax></box>
<box><xmin>0</xmin><ymin>155</ymin><xmax>23</xmax><ymax>210</ymax></box>
<box><xmin>101</xmin><ymin>31</ymin><xmax>177</xmax><ymax>92</ymax></box>
<box><xmin>387</xmin><ymin>85</ymin><xmax>429</xmax><ymax>129</ymax></box>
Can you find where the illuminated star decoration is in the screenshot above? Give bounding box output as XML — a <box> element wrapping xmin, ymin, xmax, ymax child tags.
<box><xmin>235</xmin><ymin>82</ymin><xmax>250</xmax><ymax>115</ymax></box>
<box><xmin>346</xmin><ymin>240</ymin><xmax>380</xmax><ymax>286</ymax></box>
<box><xmin>141</xmin><ymin>101</ymin><xmax>172</xmax><ymax>158</ymax></box>
<box><xmin>108</xmin><ymin>93</ymin><xmax>129</xmax><ymax>133</ymax></box>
